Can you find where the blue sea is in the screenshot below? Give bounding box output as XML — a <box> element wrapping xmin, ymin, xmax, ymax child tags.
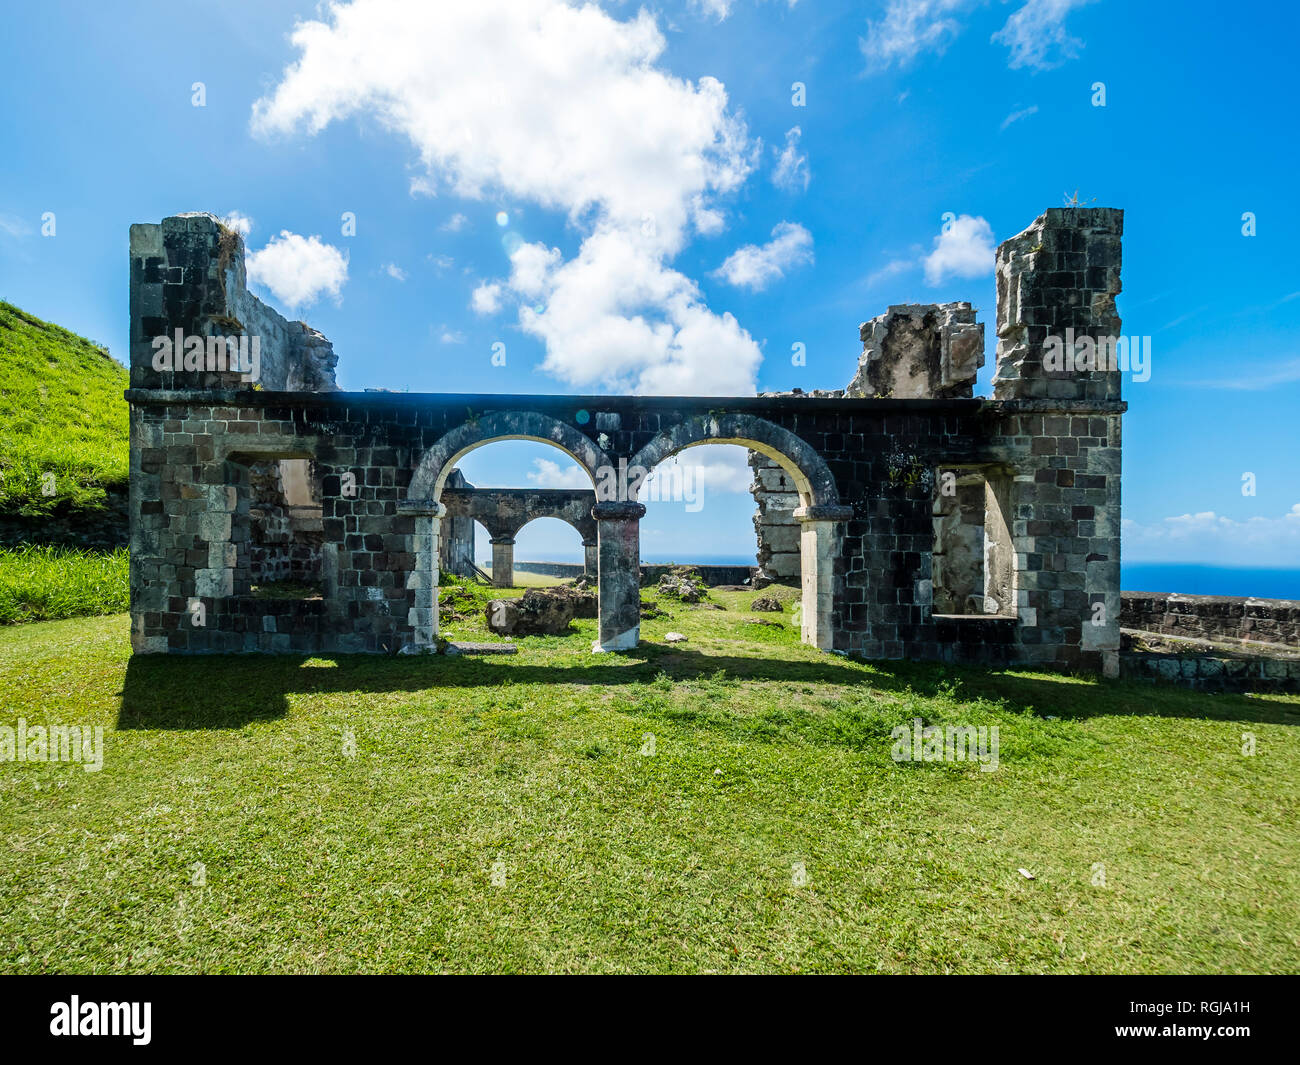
<box><xmin>638</xmin><ymin>556</ymin><xmax>1300</xmax><ymax>601</ymax></box>
<box><xmin>1120</xmin><ymin>564</ymin><xmax>1300</xmax><ymax>600</ymax></box>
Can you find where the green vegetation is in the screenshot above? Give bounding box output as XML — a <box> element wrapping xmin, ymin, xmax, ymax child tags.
<box><xmin>0</xmin><ymin>545</ymin><xmax>129</xmax><ymax>625</ymax></box>
<box><xmin>0</xmin><ymin>300</ymin><xmax>129</xmax><ymax>517</ymax></box>
<box><xmin>2</xmin><ymin>586</ymin><xmax>1296</xmax><ymax>974</ymax></box>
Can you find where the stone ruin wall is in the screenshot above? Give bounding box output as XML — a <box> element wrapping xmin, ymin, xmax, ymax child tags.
<box><xmin>128</xmin><ymin>212</ymin><xmax>338</xmax><ymax>394</ymax></box>
<box><xmin>127</xmin><ymin>206</ymin><xmax>1128</xmax><ymax>676</ymax></box>
<box><xmin>749</xmin><ymin>301</ymin><xmax>986</xmax><ymax>587</ymax></box>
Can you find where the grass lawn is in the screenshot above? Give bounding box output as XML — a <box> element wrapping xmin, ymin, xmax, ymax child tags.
<box><xmin>0</xmin><ymin>545</ymin><xmax>129</xmax><ymax>625</ymax></box>
<box><xmin>1</xmin><ymin>583</ymin><xmax>1297</xmax><ymax>974</ymax></box>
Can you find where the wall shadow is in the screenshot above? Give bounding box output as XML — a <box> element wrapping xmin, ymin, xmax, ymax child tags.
<box><xmin>118</xmin><ymin>644</ymin><xmax>1300</xmax><ymax>732</ymax></box>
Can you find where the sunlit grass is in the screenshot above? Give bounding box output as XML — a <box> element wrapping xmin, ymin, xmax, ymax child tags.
<box><xmin>1</xmin><ymin>594</ymin><xmax>1296</xmax><ymax>974</ymax></box>
<box><xmin>0</xmin><ymin>545</ymin><xmax>129</xmax><ymax>624</ymax></box>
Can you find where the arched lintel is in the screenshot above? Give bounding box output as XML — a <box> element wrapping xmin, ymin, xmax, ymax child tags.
<box><xmin>407</xmin><ymin>412</ymin><xmax>611</xmax><ymax>502</ymax></box>
<box><xmin>628</xmin><ymin>413</ymin><xmax>840</xmax><ymax>508</ymax></box>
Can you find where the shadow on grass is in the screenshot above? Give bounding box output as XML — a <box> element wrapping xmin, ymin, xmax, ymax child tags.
<box><xmin>117</xmin><ymin>642</ymin><xmax>1300</xmax><ymax>731</ymax></box>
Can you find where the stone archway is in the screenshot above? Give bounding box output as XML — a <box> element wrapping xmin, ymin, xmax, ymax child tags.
<box><xmin>440</xmin><ymin>485</ymin><xmax>599</xmax><ymax>587</ymax></box>
<box><xmin>629</xmin><ymin>413</ymin><xmax>850</xmax><ymax>649</ymax></box>
<box><xmin>402</xmin><ymin>414</ymin><xmax>611</xmax><ymax>649</ymax></box>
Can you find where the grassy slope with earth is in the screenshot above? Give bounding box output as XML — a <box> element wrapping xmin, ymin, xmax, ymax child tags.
<box><xmin>2</xmin><ymin>580</ymin><xmax>1296</xmax><ymax>974</ymax></box>
<box><xmin>0</xmin><ymin>301</ymin><xmax>130</xmax><ymax>623</ymax></box>
<box><xmin>0</xmin><ymin>300</ymin><xmax>128</xmax><ymax>515</ymax></box>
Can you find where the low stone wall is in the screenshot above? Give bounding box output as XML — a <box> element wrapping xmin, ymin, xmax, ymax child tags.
<box><xmin>1120</xmin><ymin>648</ymin><xmax>1300</xmax><ymax>693</ymax></box>
<box><xmin>511</xmin><ymin>560</ymin><xmax>757</xmax><ymax>586</ymax></box>
<box><xmin>639</xmin><ymin>564</ymin><xmax>757</xmax><ymax>587</ymax></box>
<box><xmin>1121</xmin><ymin>591</ymin><xmax>1300</xmax><ymax>648</ymax></box>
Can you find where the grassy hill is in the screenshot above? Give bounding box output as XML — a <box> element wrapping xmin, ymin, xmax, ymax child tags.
<box><xmin>0</xmin><ymin>300</ymin><xmax>128</xmax><ymax>517</ymax></box>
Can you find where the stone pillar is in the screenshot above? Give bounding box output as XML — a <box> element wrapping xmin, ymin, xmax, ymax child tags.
<box><xmin>399</xmin><ymin>500</ymin><xmax>444</xmax><ymax>651</ymax></box>
<box><xmin>794</xmin><ymin>505</ymin><xmax>852</xmax><ymax>650</ymax></box>
<box><xmin>592</xmin><ymin>502</ymin><xmax>645</xmax><ymax>652</ymax></box>
<box><xmin>992</xmin><ymin>207</ymin><xmax>1124</xmax><ymax>402</ymax></box>
<box><xmin>490</xmin><ymin>537</ymin><xmax>515</xmax><ymax>588</ymax></box>
<box><xmin>583</xmin><ymin>539</ymin><xmax>598</xmax><ymax>580</ymax></box>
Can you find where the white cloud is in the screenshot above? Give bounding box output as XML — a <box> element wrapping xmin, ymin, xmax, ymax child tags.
<box><xmin>993</xmin><ymin>0</ymin><xmax>1092</xmax><ymax>71</ymax></box>
<box><xmin>922</xmin><ymin>214</ymin><xmax>995</xmax><ymax>285</ymax></box>
<box><xmin>713</xmin><ymin>221</ymin><xmax>813</xmax><ymax>291</ymax></box>
<box><xmin>440</xmin><ymin>212</ymin><xmax>469</xmax><ymax>232</ymax></box>
<box><xmin>861</xmin><ymin>0</ymin><xmax>968</xmax><ymax>71</ymax></box>
<box><xmin>1123</xmin><ymin>505</ymin><xmax>1300</xmax><ymax>567</ymax></box>
<box><xmin>471</xmin><ymin>281</ymin><xmax>502</xmax><ymax>315</ymax></box>
<box><xmin>644</xmin><ymin>444</ymin><xmax>753</xmax><ymax>496</ymax></box>
<box><xmin>862</xmin><ymin>0</ymin><xmax>1090</xmax><ymax>73</ymax></box>
<box><xmin>999</xmin><ymin>104</ymin><xmax>1038</xmax><ymax>131</ymax></box>
<box><xmin>245</xmin><ymin>230</ymin><xmax>348</xmax><ymax>309</ymax></box>
<box><xmin>251</xmin><ymin>0</ymin><xmax>761</xmax><ymax>395</ymax></box>
<box><xmin>526</xmin><ymin>457</ymin><xmax>592</xmax><ymax>489</ymax></box>
<box><xmin>690</xmin><ymin>0</ymin><xmax>800</xmax><ymax>20</ymax></box>
<box><xmin>221</xmin><ymin>211</ymin><xmax>253</xmax><ymax>237</ymax></box>
<box><xmin>384</xmin><ymin>262</ymin><xmax>408</xmax><ymax>281</ymax></box>
<box><xmin>428</xmin><ymin>253</ymin><xmax>455</xmax><ymax>272</ymax></box>
<box><xmin>513</xmin><ymin>229</ymin><xmax>762</xmax><ymax>394</ymax></box>
<box><xmin>772</xmin><ymin>126</ymin><xmax>810</xmax><ymax>193</ymax></box>
<box><xmin>437</xmin><ymin>324</ymin><xmax>465</xmax><ymax>345</ymax></box>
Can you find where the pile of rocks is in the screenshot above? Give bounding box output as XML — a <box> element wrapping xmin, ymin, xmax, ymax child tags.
<box><xmin>750</xmin><ymin>597</ymin><xmax>783</xmax><ymax>613</ymax></box>
<box><xmin>656</xmin><ymin>568</ymin><xmax>708</xmax><ymax>604</ymax></box>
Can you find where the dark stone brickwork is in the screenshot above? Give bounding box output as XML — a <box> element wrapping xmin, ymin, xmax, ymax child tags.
<box><xmin>1122</xmin><ymin>591</ymin><xmax>1300</xmax><ymax>648</ymax></box>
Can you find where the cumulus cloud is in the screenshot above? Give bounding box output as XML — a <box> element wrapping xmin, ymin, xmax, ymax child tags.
<box><xmin>470</xmin><ymin>281</ymin><xmax>502</xmax><ymax>315</ymax></box>
<box><xmin>643</xmin><ymin>445</ymin><xmax>753</xmax><ymax>496</ymax></box>
<box><xmin>251</xmin><ymin>0</ymin><xmax>761</xmax><ymax>394</ymax></box>
<box><xmin>245</xmin><ymin>230</ymin><xmax>348</xmax><ymax>309</ymax></box>
<box><xmin>526</xmin><ymin>457</ymin><xmax>592</xmax><ymax>489</ymax></box>
<box><xmin>514</xmin><ymin>230</ymin><xmax>762</xmax><ymax>394</ymax></box>
<box><xmin>1123</xmin><ymin>505</ymin><xmax>1300</xmax><ymax>567</ymax></box>
<box><xmin>384</xmin><ymin>262</ymin><xmax>408</xmax><ymax>281</ymax></box>
<box><xmin>221</xmin><ymin>211</ymin><xmax>253</xmax><ymax>237</ymax></box>
<box><xmin>440</xmin><ymin>212</ymin><xmax>469</xmax><ymax>232</ymax></box>
<box><xmin>713</xmin><ymin>222</ymin><xmax>813</xmax><ymax>291</ymax></box>
<box><xmin>772</xmin><ymin>126</ymin><xmax>810</xmax><ymax>192</ymax></box>
<box><xmin>922</xmin><ymin>214</ymin><xmax>995</xmax><ymax>285</ymax></box>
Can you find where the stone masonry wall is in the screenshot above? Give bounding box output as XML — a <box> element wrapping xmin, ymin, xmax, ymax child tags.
<box><xmin>1121</xmin><ymin>591</ymin><xmax>1300</xmax><ymax>648</ymax></box>
<box><xmin>128</xmin><ymin>208</ymin><xmax>1125</xmax><ymax>674</ymax></box>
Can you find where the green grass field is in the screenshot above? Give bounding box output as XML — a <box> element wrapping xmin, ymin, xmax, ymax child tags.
<box><xmin>1</xmin><ymin>582</ymin><xmax>1296</xmax><ymax>974</ymax></box>
<box><xmin>0</xmin><ymin>545</ymin><xmax>129</xmax><ymax>625</ymax></box>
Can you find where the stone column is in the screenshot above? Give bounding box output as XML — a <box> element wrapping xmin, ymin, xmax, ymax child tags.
<box><xmin>583</xmin><ymin>539</ymin><xmax>598</xmax><ymax>580</ymax></box>
<box><xmin>398</xmin><ymin>500</ymin><xmax>444</xmax><ymax>651</ymax></box>
<box><xmin>794</xmin><ymin>505</ymin><xmax>852</xmax><ymax>651</ymax></box>
<box><xmin>592</xmin><ymin>501</ymin><xmax>645</xmax><ymax>652</ymax></box>
<box><xmin>490</xmin><ymin>536</ymin><xmax>515</xmax><ymax>588</ymax></box>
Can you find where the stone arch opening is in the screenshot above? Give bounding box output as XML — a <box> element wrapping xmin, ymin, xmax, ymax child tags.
<box><xmin>404</xmin><ymin>418</ymin><xmax>609</xmax><ymax>649</ymax></box>
<box><xmin>629</xmin><ymin>414</ymin><xmax>849</xmax><ymax>649</ymax></box>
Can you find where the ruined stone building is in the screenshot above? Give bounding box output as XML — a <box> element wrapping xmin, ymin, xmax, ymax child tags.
<box><xmin>127</xmin><ymin>207</ymin><xmax>1125</xmax><ymax>674</ymax></box>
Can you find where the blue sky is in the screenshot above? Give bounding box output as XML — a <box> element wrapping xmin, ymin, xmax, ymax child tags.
<box><xmin>1</xmin><ymin>0</ymin><xmax>1297</xmax><ymax>568</ymax></box>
